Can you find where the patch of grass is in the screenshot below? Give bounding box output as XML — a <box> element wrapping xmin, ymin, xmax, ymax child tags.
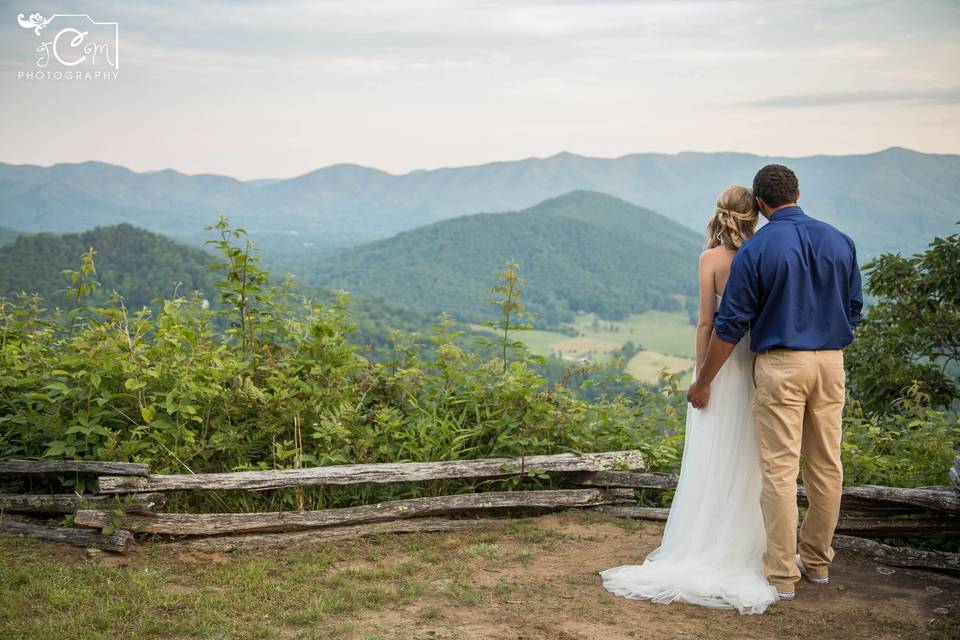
<box><xmin>439</xmin><ymin>534</ymin><xmax>465</xmax><ymax>549</ymax></box>
<box><xmin>439</xmin><ymin>580</ymin><xmax>482</xmax><ymax>607</ymax></box>
<box><xmin>396</xmin><ymin>576</ymin><xmax>427</xmax><ymax>604</ymax></box>
<box><xmin>615</xmin><ymin>518</ymin><xmax>642</xmax><ymax>534</ymax></box>
<box><xmin>464</xmin><ymin>542</ymin><xmax>504</xmax><ymax>559</ymax></box>
<box><xmin>418</xmin><ymin>547</ymin><xmax>442</xmax><ymax>564</ymax></box>
<box><xmin>504</xmin><ymin>520</ymin><xmax>560</xmax><ymax>545</ymax></box>
<box><xmin>0</xmin><ymin>531</ymin><xmax>431</xmax><ymax>640</ymax></box>
<box><xmin>321</xmin><ymin>621</ymin><xmax>354</xmax><ymax>637</ymax></box>
<box><xmin>418</xmin><ymin>604</ymin><xmax>442</xmax><ymax>620</ymax></box>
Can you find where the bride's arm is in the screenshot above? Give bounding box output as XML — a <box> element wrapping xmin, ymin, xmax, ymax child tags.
<box><xmin>694</xmin><ymin>250</ymin><xmax>718</xmax><ymax>375</ymax></box>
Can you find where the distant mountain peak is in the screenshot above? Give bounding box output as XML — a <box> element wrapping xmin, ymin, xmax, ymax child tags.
<box><xmin>878</xmin><ymin>146</ymin><xmax>921</xmax><ymax>156</ymax></box>
<box><xmin>539</xmin><ymin>189</ymin><xmax>625</xmax><ymax>201</ymax></box>
<box><xmin>303</xmin><ymin>190</ymin><xmax>704</xmax><ymax>325</ymax></box>
<box><xmin>526</xmin><ymin>189</ymin><xmax>643</xmax><ymax>212</ymax></box>
<box><xmin>293</xmin><ymin>163</ymin><xmax>395</xmax><ymax>180</ymax></box>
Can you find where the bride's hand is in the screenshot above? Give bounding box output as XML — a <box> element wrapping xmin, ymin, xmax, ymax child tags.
<box><xmin>687</xmin><ymin>380</ymin><xmax>710</xmax><ymax>409</ymax></box>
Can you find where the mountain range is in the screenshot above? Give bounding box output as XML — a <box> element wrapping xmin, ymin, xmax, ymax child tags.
<box><xmin>303</xmin><ymin>191</ymin><xmax>703</xmax><ymax>326</ymax></box>
<box><xmin>1</xmin><ymin>147</ymin><xmax>957</xmax><ymax>260</ymax></box>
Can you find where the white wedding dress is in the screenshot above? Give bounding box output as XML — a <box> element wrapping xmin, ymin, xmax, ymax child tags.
<box><xmin>599</xmin><ymin>294</ymin><xmax>778</xmax><ymax>615</ymax></box>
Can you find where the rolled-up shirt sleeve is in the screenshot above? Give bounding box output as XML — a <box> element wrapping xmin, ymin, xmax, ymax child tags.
<box><xmin>848</xmin><ymin>246</ymin><xmax>864</xmax><ymax>330</ymax></box>
<box><xmin>713</xmin><ymin>248</ymin><xmax>759</xmax><ymax>345</ymax></box>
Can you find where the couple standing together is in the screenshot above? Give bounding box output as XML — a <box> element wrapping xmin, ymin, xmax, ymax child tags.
<box><xmin>600</xmin><ymin>164</ymin><xmax>864</xmax><ymax>613</ymax></box>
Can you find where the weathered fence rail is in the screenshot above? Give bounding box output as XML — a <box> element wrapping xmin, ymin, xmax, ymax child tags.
<box><xmin>800</xmin><ymin>484</ymin><xmax>960</xmax><ymax>516</ymax></box>
<box><xmin>172</xmin><ymin>517</ymin><xmax>505</xmax><ymax>552</ymax></box>
<box><xmin>564</xmin><ymin>471</ymin><xmax>680</xmax><ymax>491</ymax></box>
<box><xmin>0</xmin><ymin>492</ymin><xmax>166</xmax><ymax>513</ymax></box>
<box><xmin>832</xmin><ymin>535</ymin><xmax>960</xmax><ymax>573</ymax></box>
<box><xmin>73</xmin><ymin>488</ymin><xmax>634</xmax><ymax>535</ymax></box>
<box><xmin>0</xmin><ymin>519</ymin><xmax>132</xmax><ymax>552</ymax></box>
<box><xmin>94</xmin><ymin>450</ymin><xmax>646</xmax><ymax>494</ymax></box>
<box><xmin>0</xmin><ymin>459</ymin><xmax>149</xmax><ymax>476</ymax></box>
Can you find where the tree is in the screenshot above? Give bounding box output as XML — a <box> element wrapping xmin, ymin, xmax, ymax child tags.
<box><xmin>476</xmin><ymin>259</ymin><xmax>538</xmax><ymax>371</ymax></box>
<box><xmin>846</xmin><ymin>225</ymin><xmax>960</xmax><ymax>413</ymax></box>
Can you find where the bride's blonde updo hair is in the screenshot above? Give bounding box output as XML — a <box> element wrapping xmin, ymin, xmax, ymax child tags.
<box><xmin>706</xmin><ymin>185</ymin><xmax>759</xmax><ymax>251</ymax></box>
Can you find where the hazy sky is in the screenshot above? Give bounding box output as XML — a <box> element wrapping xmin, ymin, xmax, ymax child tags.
<box><xmin>1</xmin><ymin>0</ymin><xmax>958</xmax><ymax>179</ymax></box>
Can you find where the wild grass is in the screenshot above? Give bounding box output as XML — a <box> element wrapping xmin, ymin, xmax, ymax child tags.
<box><xmin>0</xmin><ymin>512</ymin><xmax>578</xmax><ymax>640</ymax></box>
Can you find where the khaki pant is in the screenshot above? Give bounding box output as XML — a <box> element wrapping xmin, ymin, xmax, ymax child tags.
<box><xmin>752</xmin><ymin>348</ymin><xmax>846</xmax><ymax>592</ymax></box>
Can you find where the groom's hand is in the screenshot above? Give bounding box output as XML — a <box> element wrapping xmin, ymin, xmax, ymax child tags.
<box><xmin>687</xmin><ymin>380</ymin><xmax>710</xmax><ymax>409</ymax></box>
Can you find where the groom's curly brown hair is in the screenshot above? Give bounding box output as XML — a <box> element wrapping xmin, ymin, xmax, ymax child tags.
<box><xmin>753</xmin><ymin>164</ymin><xmax>799</xmax><ymax>208</ymax></box>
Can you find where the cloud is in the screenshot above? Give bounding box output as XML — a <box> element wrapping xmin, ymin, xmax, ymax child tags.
<box><xmin>750</xmin><ymin>87</ymin><xmax>960</xmax><ymax>108</ymax></box>
<box><xmin>1</xmin><ymin>0</ymin><xmax>958</xmax><ymax>177</ymax></box>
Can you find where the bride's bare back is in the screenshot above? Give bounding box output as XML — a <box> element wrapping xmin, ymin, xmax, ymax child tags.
<box><xmin>695</xmin><ymin>245</ymin><xmax>735</xmax><ymax>371</ymax></box>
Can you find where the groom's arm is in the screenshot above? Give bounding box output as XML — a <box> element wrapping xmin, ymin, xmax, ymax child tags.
<box><xmin>697</xmin><ymin>332</ymin><xmax>738</xmax><ymax>388</ymax></box>
<box><xmin>688</xmin><ymin>332</ymin><xmax>736</xmax><ymax>409</ymax></box>
<box><xmin>848</xmin><ymin>243</ymin><xmax>864</xmax><ymax>330</ymax></box>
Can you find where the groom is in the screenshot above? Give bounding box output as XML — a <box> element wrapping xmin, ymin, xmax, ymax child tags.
<box><xmin>686</xmin><ymin>164</ymin><xmax>863</xmax><ymax>600</ymax></box>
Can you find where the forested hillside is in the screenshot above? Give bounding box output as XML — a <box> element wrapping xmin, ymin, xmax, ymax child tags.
<box><xmin>0</xmin><ymin>223</ymin><xmax>480</xmax><ymax>357</ymax></box>
<box><xmin>0</xmin><ymin>225</ymin><xmax>216</xmax><ymax>309</ymax></box>
<box><xmin>304</xmin><ymin>191</ymin><xmax>702</xmax><ymax>326</ymax></box>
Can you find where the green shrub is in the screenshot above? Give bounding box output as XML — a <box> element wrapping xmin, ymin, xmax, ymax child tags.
<box><xmin>841</xmin><ymin>384</ymin><xmax>959</xmax><ymax>487</ymax></box>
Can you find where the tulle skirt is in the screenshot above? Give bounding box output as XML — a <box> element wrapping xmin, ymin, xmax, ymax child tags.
<box><xmin>599</xmin><ymin>334</ymin><xmax>779</xmax><ymax>615</ymax></box>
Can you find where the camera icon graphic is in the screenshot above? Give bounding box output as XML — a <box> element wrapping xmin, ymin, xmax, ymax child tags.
<box><xmin>17</xmin><ymin>12</ymin><xmax>119</xmax><ymax>70</ymax></box>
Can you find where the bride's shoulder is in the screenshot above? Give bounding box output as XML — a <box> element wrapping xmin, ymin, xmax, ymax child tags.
<box><xmin>698</xmin><ymin>245</ymin><xmax>734</xmax><ymax>268</ymax></box>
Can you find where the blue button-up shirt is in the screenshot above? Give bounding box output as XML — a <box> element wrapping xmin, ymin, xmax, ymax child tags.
<box><xmin>714</xmin><ymin>205</ymin><xmax>863</xmax><ymax>352</ymax></box>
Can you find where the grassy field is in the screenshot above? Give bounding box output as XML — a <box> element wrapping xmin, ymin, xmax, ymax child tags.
<box><xmin>2</xmin><ymin>512</ymin><xmax>957</xmax><ymax>640</ymax></box>
<box><xmin>626</xmin><ymin>352</ymin><xmax>695</xmax><ymax>384</ymax></box>
<box><xmin>567</xmin><ymin>311</ymin><xmax>695</xmax><ymax>358</ymax></box>
<box><xmin>473</xmin><ymin>310</ymin><xmax>696</xmax><ymax>383</ymax></box>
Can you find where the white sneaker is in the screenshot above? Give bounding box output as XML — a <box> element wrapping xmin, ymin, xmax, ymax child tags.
<box><xmin>777</xmin><ymin>589</ymin><xmax>796</xmax><ymax>601</ymax></box>
<box><xmin>796</xmin><ymin>554</ymin><xmax>829</xmax><ymax>585</ymax></box>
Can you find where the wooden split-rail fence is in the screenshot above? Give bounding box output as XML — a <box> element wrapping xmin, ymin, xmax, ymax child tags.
<box><xmin>1</xmin><ymin>452</ymin><xmax>958</xmax><ymax>573</ymax></box>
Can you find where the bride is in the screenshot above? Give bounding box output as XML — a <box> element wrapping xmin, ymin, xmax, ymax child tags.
<box><xmin>598</xmin><ymin>185</ymin><xmax>779</xmax><ymax>615</ymax></box>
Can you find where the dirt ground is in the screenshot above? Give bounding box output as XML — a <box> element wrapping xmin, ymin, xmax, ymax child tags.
<box><xmin>7</xmin><ymin>511</ymin><xmax>959</xmax><ymax>640</ymax></box>
<box><xmin>461</xmin><ymin>514</ymin><xmax>960</xmax><ymax>640</ymax></box>
<box><xmin>360</xmin><ymin>513</ymin><xmax>960</xmax><ymax>640</ymax></box>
